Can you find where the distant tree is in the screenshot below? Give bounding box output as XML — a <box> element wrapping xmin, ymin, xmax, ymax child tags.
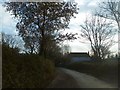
<box><xmin>62</xmin><ymin>44</ymin><xmax>71</xmax><ymax>54</ymax></box>
<box><xmin>4</xmin><ymin>2</ymin><xmax>78</xmax><ymax>56</ymax></box>
<box><xmin>80</xmin><ymin>15</ymin><xmax>116</xmax><ymax>60</ymax></box>
<box><xmin>2</xmin><ymin>32</ymin><xmax>20</xmax><ymax>50</ymax></box>
<box><xmin>118</xmin><ymin>52</ymin><xmax>120</xmax><ymax>58</ymax></box>
<box><xmin>100</xmin><ymin>45</ymin><xmax>111</xmax><ymax>59</ymax></box>
<box><xmin>115</xmin><ymin>53</ymin><xmax>118</xmax><ymax>58</ymax></box>
<box><xmin>107</xmin><ymin>54</ymin><xmax>110</xmax><ymax>59</ymax></box>
<box><xmin>2</xmin><ymin>33</ymin><xmax>20</xmax><ymax>60</ymax></box>
<box><xmin>110</xmin><ymin>54</ymin><xmax>115</xmax><ymax>58</ymax></box>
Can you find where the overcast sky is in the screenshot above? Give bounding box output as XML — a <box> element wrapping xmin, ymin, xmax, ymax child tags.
<box><xmin>0</xmin><ymin>0</ymin><xmax>118</xmax><ymax>54</ymax></box>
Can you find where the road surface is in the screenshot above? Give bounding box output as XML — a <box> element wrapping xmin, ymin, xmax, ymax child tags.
<box><xmin>48</xmin><ymin>68</ymin><xmax>117</xmax><ymax>88</ymax></box>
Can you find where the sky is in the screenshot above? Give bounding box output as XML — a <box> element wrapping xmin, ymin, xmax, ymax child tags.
<box><xmin>0</xmin><ymin>0</ymin><xmax>118</xmax><ymax>54</ymax></box>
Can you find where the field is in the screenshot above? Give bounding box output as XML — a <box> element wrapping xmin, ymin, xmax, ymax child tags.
<box><xmin>64</xmin><ymin>59</ymin><xmax>119</xmax><ymax>86</ymax></box>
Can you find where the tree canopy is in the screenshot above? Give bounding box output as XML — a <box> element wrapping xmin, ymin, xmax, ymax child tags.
<box><xmin>4</xmin><ymin>2</ymin><xmax>78</xmax><ymax>56</ymax></box>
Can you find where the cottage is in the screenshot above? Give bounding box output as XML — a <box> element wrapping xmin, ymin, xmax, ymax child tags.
<box><xmin>68</xmin><ymin>52</ymin><xmax>91</xmax><ymax>62</ymax></box>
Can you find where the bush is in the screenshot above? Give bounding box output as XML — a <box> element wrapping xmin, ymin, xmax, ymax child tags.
<box><xmin>2</xmin><ymin>45</ymin><xmax>55</xmax><ymax>88</ymax></box>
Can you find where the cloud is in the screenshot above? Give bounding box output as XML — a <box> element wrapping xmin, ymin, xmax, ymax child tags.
<box><xmin>0</xmin><ymin>3</ymin><xmax>17</xmax><ymax>34</ymax></box>
<box><xmin>88</xmin><ymin>1</ymin><xmax>98</xmax><ymax>7</ymax></box>
<box><xmin>64</xmin><ymin>39</ymin><xmax>91</xmax><ymax>52</ymax></box>
<box><xmin>74</xmin><ymin>0</ymin><xmax>84</xmax><ymax>6</ymax></box>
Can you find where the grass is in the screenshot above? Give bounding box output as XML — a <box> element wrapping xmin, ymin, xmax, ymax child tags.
<box><xmin>64</xmin><ymin>59</ymin><xmax>118</xmax><ymax>86</ymax></box>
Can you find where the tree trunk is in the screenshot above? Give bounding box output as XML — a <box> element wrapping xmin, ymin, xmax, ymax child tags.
<box><xmin>39</xmin><ymin>5</ymin><xmax>46</xmax><ymax>58</ymax></box>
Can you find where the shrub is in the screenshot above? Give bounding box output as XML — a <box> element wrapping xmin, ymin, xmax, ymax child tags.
<box><xmin>2</xmin><ymin>45</ymin><xmax>55</xmax><ymax>88</ymax></box>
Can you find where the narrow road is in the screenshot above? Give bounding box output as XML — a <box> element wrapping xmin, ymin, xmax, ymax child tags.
<box><xmin>48</xmin><ymin>68</ymin><xmax>117</xmax><ymax>88</ymax></box>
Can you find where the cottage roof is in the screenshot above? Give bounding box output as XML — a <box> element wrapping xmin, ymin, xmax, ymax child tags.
<box><xmin>69</xmin><ymin>52</ymin><xmax>90</xmax><ymax>57</ymax></box>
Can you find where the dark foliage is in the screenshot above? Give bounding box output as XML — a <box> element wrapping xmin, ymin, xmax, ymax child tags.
<box><xmin>2</xmin><ymin>44</ymin><xmax>55</xmax><ymax>88</ymax></box>
<box><xmin>4</xmin><ymin>2</ymin><xmax>78</xmax><ymax>55</ymax></box>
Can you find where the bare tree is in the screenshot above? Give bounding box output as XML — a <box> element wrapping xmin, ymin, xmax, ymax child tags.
<box><xmin>80</xmin><ymin>15</ymin><xmax>116</xmax><ymax>60</ymax></box>
<box><xmin>97</xmin><ymin>0</ymin><xmax>120</xmax><ymax>53</ymax></box>
<box><xmin>97</xmin><ymin>0</ymin><xmax>120</xmax><ymax>31</ymax></box>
